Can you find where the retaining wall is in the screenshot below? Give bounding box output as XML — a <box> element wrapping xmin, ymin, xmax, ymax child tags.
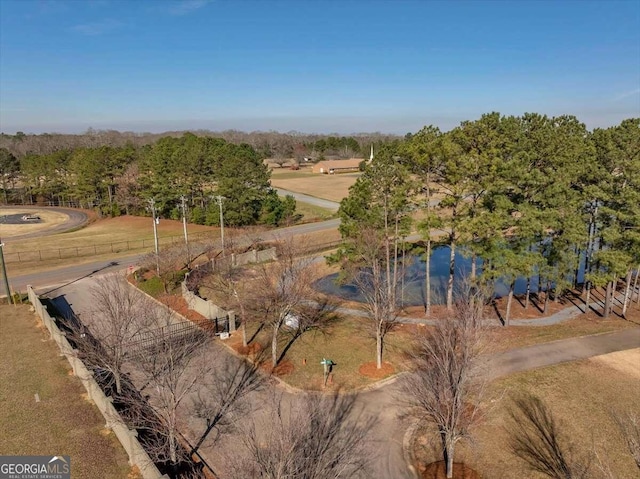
<box><xmin>209</xmin><ymin>246</ymin><xmax>277</xmax><ymax>271</ymax></box>
<box><xmin>180</xmin><ymin>282</ymin><xmax>236</xmax><ymax>332</ymax></box>
<box><xmin>27</xmin><ymin>286</ymin><xmax>167</xmax><ymax>479</ymax></box>
<box><xmin>181</xmin><ymin>247</ymin><xmax>276</xmax><ymax>331</ymax></box>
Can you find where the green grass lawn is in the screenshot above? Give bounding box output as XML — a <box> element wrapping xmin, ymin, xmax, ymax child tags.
<box><xmin>243</xmin><ymin>316</ymin><xmax>416</xmax><ymax>390</ymax></box>
<box><xmin>0</xmin><ymin>305</ymin><xmax>136</xmax><ymax>479</ymax></box>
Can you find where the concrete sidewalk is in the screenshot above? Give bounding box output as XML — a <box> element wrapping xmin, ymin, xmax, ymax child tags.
<box><xmin>488</xmin><ymin>327</ymin><xmax>640</xmax><ymax>379</ymax></box>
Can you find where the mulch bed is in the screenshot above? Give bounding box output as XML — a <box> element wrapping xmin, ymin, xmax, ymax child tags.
<box><xmin>156</xmin><ymin>294</ymin><xmax>208</xmax><ymax>322</ymax></box>
<box><xmin>358</xmin><ymin>361</ymin><xmax>395</xmax><ymax>378</ymax></box>
<box><xmin>260</xmin><ymin>359</ymin><xmax>295</xmax><ymax>377</ymax></box>
<box><xmin>233</xmin><ymin>342</ymin><xmax>263</xmax><ymax>357</ymax></box>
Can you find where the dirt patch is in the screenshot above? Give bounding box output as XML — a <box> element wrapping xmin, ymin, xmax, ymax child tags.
<box><xmin>358</xmin><ymin>361</ymin><xmax>395</xmax><ymax>378</ymax></box>
<box><xmin>590</xmin><ymin>348</ymin><xmax>640</xmax><ymax>379</ymax></box>
<box><xmin>420</xmin><ymin>461</ymin><xmax>480</xmax><ymax>479</ymax></box>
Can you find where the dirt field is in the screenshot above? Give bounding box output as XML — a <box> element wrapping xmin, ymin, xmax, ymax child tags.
<box><xmin>270</xmin><ymin>168</ymin><xmax>359</xmax><ymax>202</ymax></box>
<box><xmin>414</xmin><ymin>349</ymin><xmax>640</xmax><ymax>478</ymax></box>
<box><xmin>0</xmin><ymin>208</ymin><xmax>69</xmax><ymax>236</ymax></box>
<box><xmin>0</xmin><ymin>305</ymin><xmax>136</xmax><ymax>479</ymax></box>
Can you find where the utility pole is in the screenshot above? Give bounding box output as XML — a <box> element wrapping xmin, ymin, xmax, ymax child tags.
<box><xmin>180</xmin><ymin>195</ymin><xmax>190</xmax><ymax>266</ymax></box>
<box><xmin>148</xmin><ymin>198</ymin><xmax>160</xmax><ymax>277</ymax></box>
<box><xmin>0</xmin><ymin>237</ymin><xmax>13</xmax><ymax>304</ymax></box>
<box><xmin>215</xmin><ymin>195</ymin><xmax>226</xmax><ymax>256</ymax></box>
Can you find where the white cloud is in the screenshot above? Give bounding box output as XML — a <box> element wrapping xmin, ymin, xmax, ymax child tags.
<box><xmin>613</xmin><ymin>88</ymin><xmax>640</xmax><ymax>102</ymax></box>
<box><xmin>71</xmin><ymin>18</ymin><xmax>124</xmax><ymax>36</ymax></box>
<box><xmin>168</xmin><ymin>0</ymin><xmax>211</xmax><ymax>16</ymax></box>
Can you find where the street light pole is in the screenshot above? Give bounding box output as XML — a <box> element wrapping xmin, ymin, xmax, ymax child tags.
<box><xmin>0</xmin><ymin>238</ymin><xmax>13</xmax><ymax>304</ymax></box>
<box><xmin>148</xmin><ymin>198</ymin><xmax>160</xmax><ymax>277</ymax></box>
<box><xmin>215</xmin><ymin>195</ymin><xmax>225</xmax><ymax>256</ymax></box>
<box><xmin>180</xmin><ymin>195</ymin><xmax>190</xmax><ymax>266</ymax></box>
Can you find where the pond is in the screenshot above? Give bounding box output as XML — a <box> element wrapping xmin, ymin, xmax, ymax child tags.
<box><xmin>314</xmin><ymin>246</ymin><xmax>587</xmax><ymax>306</ymax></box>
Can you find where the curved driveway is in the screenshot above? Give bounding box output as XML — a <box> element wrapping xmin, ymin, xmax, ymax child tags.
<box><xmin>1</xmin><ymin>206</ymin><xmax>89</xmax><ymax>242</ymax></box>
<box><xmin>40</xmin><ymin>273</ymin><xmax>640</xmax><ymax>479</ymax></box>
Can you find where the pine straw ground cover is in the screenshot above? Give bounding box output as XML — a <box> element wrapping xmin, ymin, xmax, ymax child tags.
<box><xmin>412</xmin><ymin>349</ymin><xmax>640</xmax><ymax>479</ymax></box>
<box><xmin>0</xmin><ymin>305</ymin><xmax>137</xmax><ymax>479</ymax></box>
<box><xmin>399</xmin><ymin>286</ymin><xmax>640</xmax><ymax>354</ymax></box>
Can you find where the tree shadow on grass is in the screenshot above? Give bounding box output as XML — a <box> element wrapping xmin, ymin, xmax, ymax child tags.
<box><xmin>276</xmin><ymin>297</ymin><xmax>342</xmax><ymax>365</ymax></box>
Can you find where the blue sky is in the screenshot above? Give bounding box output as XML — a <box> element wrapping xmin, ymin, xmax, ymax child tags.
<box><xmin>1</xmin><ymin>0</ymin><xmax>638</xmax><ymax>134</ymax></box>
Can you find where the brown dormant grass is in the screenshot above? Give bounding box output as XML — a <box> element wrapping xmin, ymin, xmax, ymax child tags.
<box><xmin>0</xmin><ymin>208</ymin><xmax>69</xmax><ymax>236</ymax></box>
<box><xmin>3</xmin><ymin>215</ymin><xmax>220</xmax><ymax>274</ymax></box>
<box><xmin>0</xmin><ymin>305</ymin><xmax>136</xmax><ymax>479</ymax></box>
<box><xmin>271</xmin><ymin>168</ymin><xmax>359</xmax><ymax>203</ymax></box>
<box><xmin>414</xmin><ymin>349</ymin><xmax>640</xmax><ymax>478</ymax></box>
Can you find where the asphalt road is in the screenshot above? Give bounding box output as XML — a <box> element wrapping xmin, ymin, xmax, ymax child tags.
<box><xmin>275</xmin><ymin>187</ymin><xmax>341</xmax><ymax>211</ymax></box>
<box><xmin>488</xmin><ymin>328</ymin><xmax>640</xmax><ymax>379</ymax></box>
<box><xmin>0</xmin><ymin>206</ymin><xmax>89</xmax><ymax>242</ymax></box>
<box><xmin>7</xmin><ymin>218</ymin><xmax>341</xmax><ymax>293</ymax></box>
<box><xmin>41</xmin><ymin>275</ymin><xmax>640</xmax><ymax>479</ymax></box>
<box><xmin>42</xmin><ymin>276</ymin><xmax>416</xmax><ymax>478</ymax></box>
<box><xmin>11</xmin><ymin>204</ymin><xmax>639</xmax><ymax>478</ymax></box>
<box><xmin>18</xmin><ymin>255</ymin><xmax>143</xmax><ymax>295</ymax></box>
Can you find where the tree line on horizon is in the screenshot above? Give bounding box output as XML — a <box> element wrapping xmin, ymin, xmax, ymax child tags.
<box><xmin>0</xmin><ymin>128</ymin><xmax>394</xmax><ymax>161</ymax></box>
<box><xmin>0</xmin><ymin>133</ymin><xmax>302</xmax><ymax>227</ymax></box>
<box><xmin>0</xmin><ymin>130</ymin><xmax>392</xmax><ymax>226</ymax></box>
<box><xmin>1</xmin><ymin>111</ymin><xmax>638</xmax><ymax>307</ymax></box>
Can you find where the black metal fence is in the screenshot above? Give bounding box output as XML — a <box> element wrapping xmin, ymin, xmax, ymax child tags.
<box><xmin>4</xmin><ymin>231</ymin><xmax>214</xmax><ymax>264</ymax></box>
<box><xmin>124</xmin><ymin>316</ymin><xmax>230</xmax><ymax>356</ymax></box>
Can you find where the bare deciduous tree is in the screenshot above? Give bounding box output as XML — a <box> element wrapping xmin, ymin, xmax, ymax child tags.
<box><xmin>189</xmin><ymin>247</ymin><xmax>257</xmax><ymax>348</ymax></box>
<box><xmin>249</xmin><ymin>237</ymin><xmax>329</xmax><ymax>367</ymax></box>
<box><xmin>400</xmin><ymin>295</ymin><xmax>486</xmax><ymax>479</ymax></box>
<box><xmin>66</xmin><ymin>275</ymin><xmax>161</xmax><ymax>395</ymax></box>
<box><xmin>114</xmin><ymin>162</ymin><xmax>143</xmax><ymax>215</ymax></box>
<box><xmin>346</xmin><ymin>227</ymin><xmax>403</xmax><ymax>369</ymax></box>
<box><xmin>225</xmin><ymin>393</ymin><xmax>374</xmax><ymax>479</ymax></box>
<box><xmin>70</xmin><ymin>275</ymin><xmax>267</xmax><ymax>477</ymax></box>
<box><xmin>126</xmin><ymin>324</ymin><xmax>211</xmax><ymax>470</ymax></box>
<box><xmin>141</xmin><ymin>242</ymin><xmax>190</xmax><ymax>292</ymax></box>
<box><xmin>508</xmin><ymin>394</ymin><xmax>592</xmax><ymax>479</ymax></box>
